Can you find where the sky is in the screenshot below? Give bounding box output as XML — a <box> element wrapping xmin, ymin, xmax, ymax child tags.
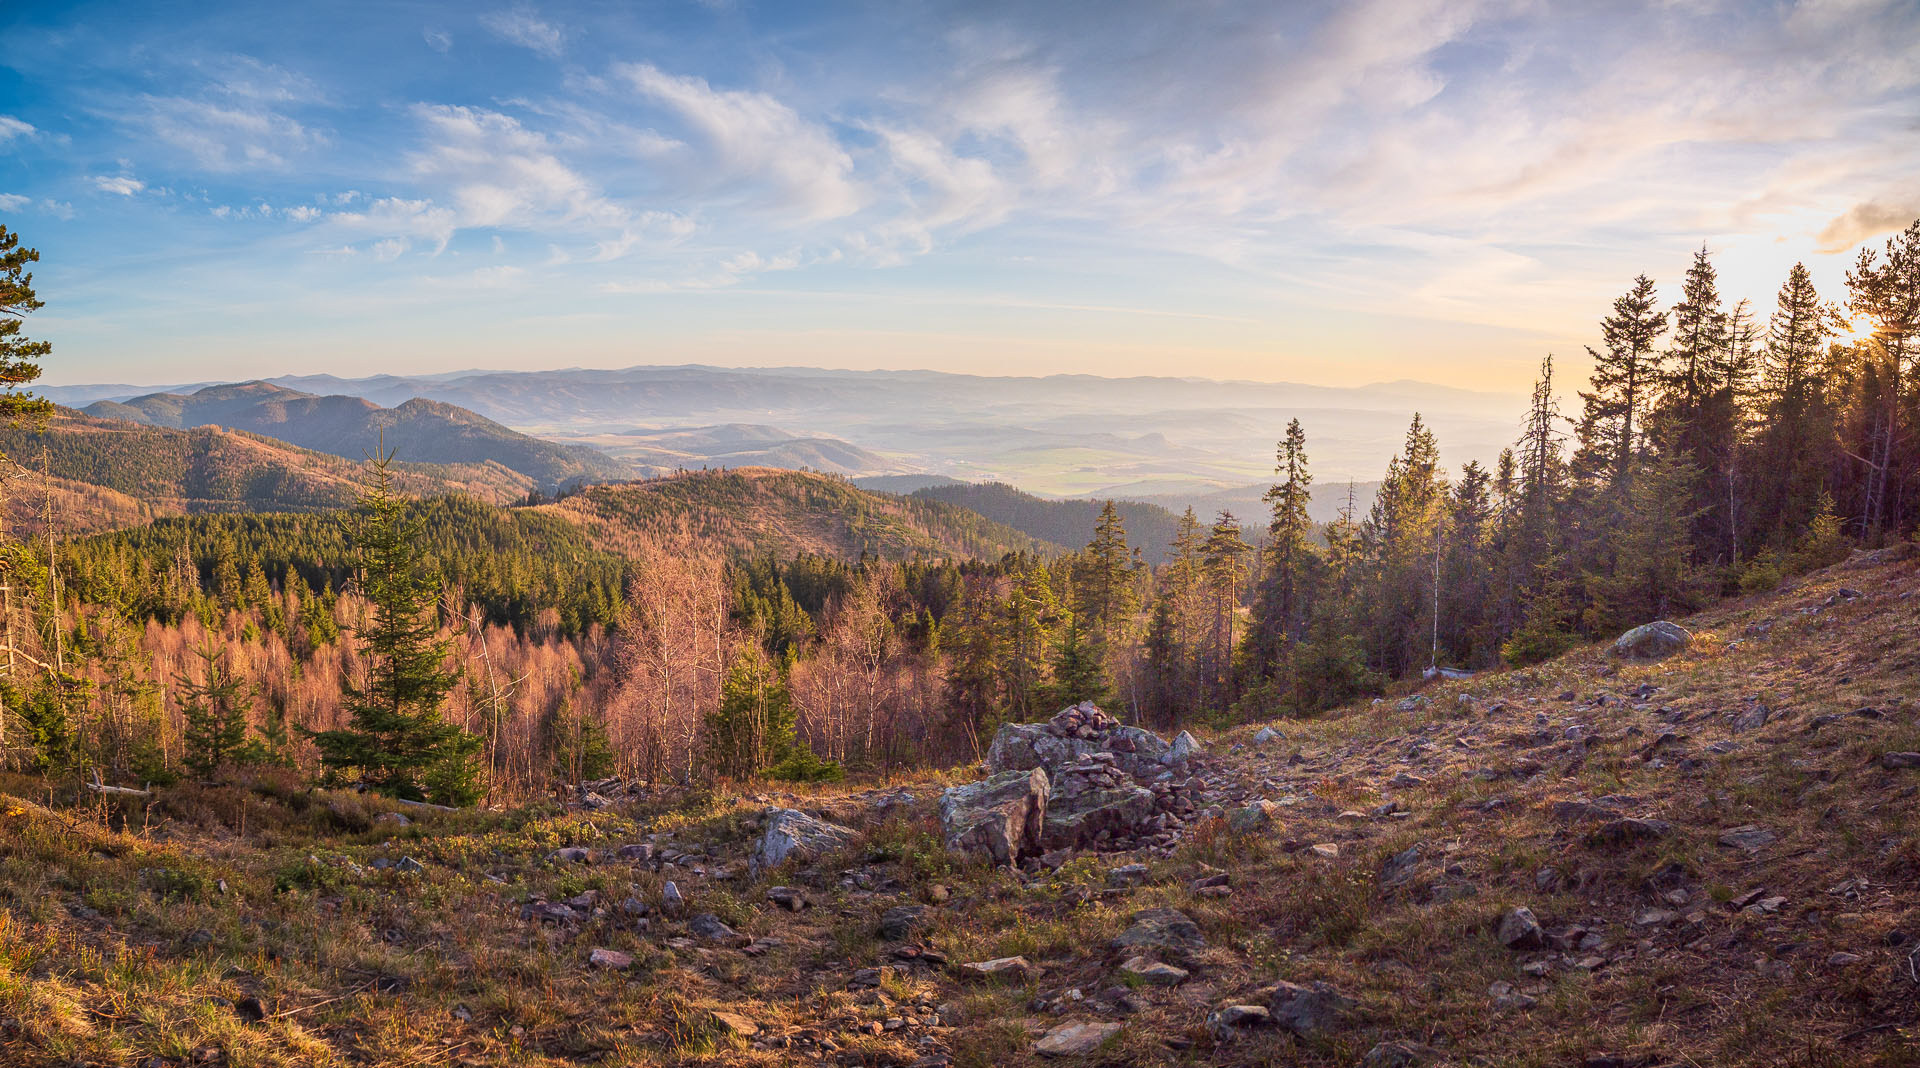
<box><xmin>1</xmin><ymin>0</ymin><xmax>1917</xmax><ymax>391</ymax></box>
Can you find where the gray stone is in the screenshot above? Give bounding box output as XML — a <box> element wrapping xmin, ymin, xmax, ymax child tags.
<box><xmin>394</xmin><ymin>856</ymin><xmax>425</xmax><ymax>875</ymax></box>
<box><xmin>1208</xmin><ymin>1004</ymin><xmax>1271</xmax><ymax>1037</ymax></box>
<box><xmin>1043</xmin><ymin>782</ymin><xmax>1156</xmax><ymax>849</ymax></box>
<box><xmin>1033</xmin><ymin>1019</ymin><xmax>1122</xmax><ymax>1057</ymax></box>
<box><xmin>939</xmin><ymin>767</ymin><xmax>1049</xmax><ymax>865</ymax></box>
<box><xmin>1611</xmin><ymin>621</ymin><xmax>1691</xmax><ymax>660</ymax></box>
<box><xmin>1118</xmin><ymin>956</ymin><xmax>1187</xmax><ymax>985</ymax></box>
<box><xmin>752</xmin><ymin>809</ymin><xmax>857</xmax><ymax>872</ymax></box>
<box><xmin>766</xmin><ymin>886</ymin><xmax>807</xmax><ymax>912</ymax></box>
<box><xmin>1497</xmin><ymin>906</ymin><xmax>1546</xmax><ymax>950</ymax></box>
<box><xmin>1252</xmin><ymin>726</ymin><xmax>1282</xmax><ymax>744</ymax></box>
<box><xmin>1106</xmin><ymin>863</ymin><xmax>1150</xmax><ymax>888</ymax></box>
<box><xmin>957</xmin><ymin>955</ymin><xmax>1032</xmax><ymax>980</ymax></box>
<box><xmin>878</xmin><ymin>904</ymin><xmax>928</xmax><ymax>941</ymax></box>
<box><xmin>688</xmin><ymin>913</ymin><xmax>742</xmax><ymax>944</ymax></box>
<box><xmin>1589</xmin><ymin>818</ymin><xmax>1672</xmax><ymax>848</ymax></box>
<box><xmin>588</xmin><ymin>947</ymin><xmax>633</xmax><ymax>971</ymax></box>
<box><xmin>1164</xmin><ymin>730</ymin><xmax>1201</xmax><ymax>764</ymax></box>
<box><xmin>1228</xmin><ymin>800</ymin><xmax>1278</xmax><ymax>833</ymax></box>
<box><xmin>1267</xmin><ymin>979</ymin><xmax>1356</xmax><ymax>1036</ymax></box>
<box><xmin>1110</xmin><ymin>908</ymin><xmax>1205</xmax><ymax>961</ymax></box>
<box><xmin>1362</xmin><ymin>1040</ymin><xmax>1444</xmax><ymax>1067</ymax></box>
<box><xmin>547</xmin><ymin>846</ymin><xmax>592</xmax><ymax>864</ymax></box>
<box><xmin>1718</xmin><ymin>825</ymin><xmax>1778</xmax><ymax>852</ymax></box>
<box><xmin>1881</xmin><ymin>752</ymin><xmax>1920</xmax><ymax>770</ymax></box>
<box><xmin>661</xmin><ymin>880</ymin><xmax>685</xmax><ymax>918</ymax></box>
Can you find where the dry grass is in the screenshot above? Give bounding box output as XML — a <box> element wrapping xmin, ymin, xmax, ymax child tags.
<box><xmin>4</xmin><ymin>552</ymin><xmax>1920</xmax><ymax>1065</ymax></box>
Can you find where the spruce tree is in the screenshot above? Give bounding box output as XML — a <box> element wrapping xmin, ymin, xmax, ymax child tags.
<box><xmin>1242</xmin><ymin>418</ymin><xmax>1314</xmax><ymax>693</ymax></box>
<box><xmin>179</xmin><ymin>643</ymin><xmax>251</xmax><ymax>781</ymax></box>
<box><xmin>1069</xmin><ymin>501</ymin><xmax>1137</xmax><ymax>694</ymax></box>
<box><xmin>1198</xmin><ymin>511</ymin><xmax>1250</xmax><ymax>713</ymax></box>
<box><xmin>311</xmin><ymin>449</ymin><xmax>482</xmax><ymax>804</ymax></box>
<box><xmin>1573</xmin><ymin>275</ymin><xmax>1668</xmax><ymax>491</ymax></box>
<box><xmin>0</xmin><ymin>225</ymin><xmax>53</xmax><ymax>427</ymax></box>
<box><xmin>1755</xmin><ymin>262</ymin><xmax>1842</xmax><ymax>546</ymax></box>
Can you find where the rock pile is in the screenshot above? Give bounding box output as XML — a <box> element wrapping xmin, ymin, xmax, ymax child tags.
<box><xmin>941</xmin><ymin>703</ymin><xmax>1214</xmax><ymax>864</ymax></box>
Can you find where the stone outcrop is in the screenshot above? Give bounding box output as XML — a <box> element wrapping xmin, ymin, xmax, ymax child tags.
<box><xmin>751</xmin><ymin>808</ymin><xmax>857</xmax><ymax>872</ymax></box>
<box><xmin>938</xmin><ymin>767</ymin><xmax>1049</xmax><ymax>864</ymax></box>
<box><xmin>1611</xmin><ymin>620</ymin><xmax>1691</xmax><ymax>660</ymax></box>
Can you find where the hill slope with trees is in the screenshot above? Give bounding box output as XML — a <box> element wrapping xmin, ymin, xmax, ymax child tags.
<box><xmin>85</xmin><ymin>382</ymin><xmax>628</xmax><ymax>492</ymax></box>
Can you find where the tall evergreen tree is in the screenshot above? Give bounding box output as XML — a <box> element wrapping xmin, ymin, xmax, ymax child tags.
<box><xmin>1241</xmin><ymin>419</ymin><xmax>1314</xmax><ymax>692</ymax></box>
<box><xmin>1070</xmin><ymin>501</ymin><xmax>1138</xmax><ymax>693</ymax></box>
<box><xmin>1198</xmin><ymin>511</ymin><xmax>1250</xmax><ymax>712</ymax></box>
<box><xmin>310</xmin><ymin>449</ymin><xmax>483</xmax><ymax>804</ymax></box>
<box><xmin>0</xmin><ymin>225</ymin><xmax>53</xmax><ymax>427</ymax></box>
<box><xmin>1574</xmin><ymin>275</ymin><xmax>1668</xmax><ymax>490</ymax></box>
<box><xmin>179</xmin><ymin>643</ymin><xmax>252</xmax><ymax>781</ymax></box>
<box><xmin>1754</xmin><ymin>262</ymin><xmax>1842</xmax><ymax>547</ymax></box>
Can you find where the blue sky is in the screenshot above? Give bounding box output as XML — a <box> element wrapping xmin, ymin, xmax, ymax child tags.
<box><xmin>2</xmin><ymin>0</ymin><xmax>1917</xmax><ymax>389</ymax></box>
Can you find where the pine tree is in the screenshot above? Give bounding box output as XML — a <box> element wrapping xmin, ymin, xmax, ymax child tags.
<box><xmin>1241</xmin><ymin>419</ymin><xmax>1314</xmax><ymax>693</ymax></box>
<box><xmin>1574</xmin><ymin>275</ymin><xmax>1668</xmax><ymax>491</ymax></box>
<box><xmin>1755</xmin><ymin>262</ymin><xmax>1842</xmax><ymax>547</ymax></box>
<box><xmin>1198</xmin><ymin>511</ymin><xmax>1250</xmax><ymax>713</ymax></box>
<box><xmin>1069</xmin><ymin>501</ymin><xmax>1137</xmax><ymax>696</ymax></box>
<box><xmin>0</xmin><ymin>225</ymin><xmax>53</xmax><ymax>427</ymax></box>
<box><xmin>1000</xmin><ymin>564</ymin><xmax>1058</xmax><ymax>719</ymax></box>
<box><xmin>179</xmin><ymin>643</ymin><xmax>252</xmax><ymax>781</ymax></box>
<box><xmin>705</xmin><ymin>643</ymin><xmax>799</xmax><ymax>779</ymax></box>
<box><xmin>310</xmin><ymin>449</ymin><xmax>482</xmax><ymax>805</ymax></box>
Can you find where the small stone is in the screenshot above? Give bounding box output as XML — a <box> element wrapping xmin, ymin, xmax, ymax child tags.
<box><xmin>1590</xmin><ymin>818</ymin><xmax>1673</xmax><ymax>848</ymax></box>
<box><xmin>1362</xmin><ymin>1040</ymin><xmax>1444</xmax><ymax>1068</ymax></box>
<box><xmin>1634</xmin><ymin>909</ymin><xmax>1677</xmax><ymax>927</ymax></box>
<box><xmin>589</xmin><ymin>947</ymin><xmax>633</xmax><ymax>971</ymax></box>
<box><xmin>688</xmin><ymin>913</ymin><xmax>742</xmax><ymax>944</ymax></box>
<box><xmin>1033</xmin><ymin>1020</ymin><xmax>1122</xmax><ymax>1057</ymax></box>
<box><xmin>1828</xmin><ymin>952</ymin><xmax>1864</xmax><ymax>966</ymax></box>
<box><xmin>1308</xmin><ymin>843</ymin><xmax>1340</xmax><ymax>859</ymax></box>
<box><xmin>1207</xmin><ymin>1004</ymin><xmax>1271</xmax><ymax>1037</ymax></box>
<box><xmin>1107</xmin><ymin>863</ymin><xmax>1150</xmax><ymax>888</ymax></box>
<box><xmin>1718</xmin><ymin>825</ymin><xmax>1778</xmax><ymax>852</ymax></box>
<box><xmin>766</xmin><ymin>886</ymin><xmax>807</xmax><ymax>912</ymax></box>
<box><xmin>1267</xmin><ymin>979</ymin><xmax>1356</xmax><ymax>1036</ymax></box>
<box><xmin>548</xmin><ymin>846</ymin><xmax>592</xmax><ymax>864</ymax></box>
<box><xmin>1498</xmin><ymin>906</ymin><xmax>1546</xmax><ymax>950</ymax></box>
<box><xmin>878</xmin><ymin>904</ymin><xmax>928</xmax><ymax>941</ymax></box>
<box><xmin>1252</xmin><ymin>726</ymin><xmax>1282</xmax><ymax>744</ymax></box>
<box><xmin>1117</xmin><ymin>956</ymin><xmax>1188</xmax><ymax>985</ymax></box>
<box><xmin>661</xmin><ymin>881</ymin><xmax>686</xmax><ymax>917</ymax></box>
<box><xmin>711</xmin><ymin>1010</ymin><xmax>760</xmax><ymax>1037</ymax></box>
<box><xmin>958</xmin><ymin>956</ymin><xmax>1032</xmax><ymax>980</ymax></box>
<box><xmin>1881</xmin><ymin>752</ymin><xmax>1920</xmax><ymax>770</ymax></box>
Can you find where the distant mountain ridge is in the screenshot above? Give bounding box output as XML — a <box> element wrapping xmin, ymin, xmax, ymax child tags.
<box><xmin>0</xmin><ymin>409</ymin><xmax>539</xmax><ymax>534</ymax></box>
<box><xmin>84</xmin><ymin>382</ymin><xmax>628</xmax><ymax>492</ymax></box>
<box><xmin>911</xmin><ymin>482</ymin><xmax>1190</xmax><ymax>563</ymax></box>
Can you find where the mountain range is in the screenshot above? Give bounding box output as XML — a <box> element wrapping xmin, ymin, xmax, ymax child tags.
<box><xmin>45</xmin><ymin>365</ymin><xmax>1521</xmax><ymax>516</ymax></box>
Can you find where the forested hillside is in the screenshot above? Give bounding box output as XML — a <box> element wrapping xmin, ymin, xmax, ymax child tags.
<box><xmin>546</xmin><ymin>467</ymin><xmax>1059</xmax><ymax>561</ymax></box>
<box><xmin>86</xmin><ymin>382</ymin><xmax>628</xmax><ymax>492</ymax></box>
<box><xmin>912</xmin><ymin>481</ymin><xmax>1188</xmax><ymax>562</ymax></box>
<box><xmin>0</xmin><ymin>409</ymin><xmax>537</xmax><ymax>527</ymax></box>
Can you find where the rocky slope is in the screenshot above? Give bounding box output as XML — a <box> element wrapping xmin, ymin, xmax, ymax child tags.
<box><xmin>2</xmin><ymin>546</ymin><xmax>1917</xmax><ymax>1067</ymax></box>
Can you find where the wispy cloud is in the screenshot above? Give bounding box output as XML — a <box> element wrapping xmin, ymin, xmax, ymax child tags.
<box><xmin>0</xmin><ymin>117</ymin><xmax>35</xmax><ymax>145</ymax></box>
<box><xmin>94</xmin><ymin>176</ymin><xmax>145</xmax><ymax>196</ymax></box>
<box><xmin>480</xmin><ymin>7</ymin><xmax>564</xmax><ymax>58</ymax></box>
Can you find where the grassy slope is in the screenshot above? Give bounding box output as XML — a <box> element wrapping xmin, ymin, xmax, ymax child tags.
<box><xmin>3</xmin><ymin>549</ymin><xmax>1918</xmax><ymax>1067</ymax></box>
<box><xmin>546</xmin><ymin>466</ymin><xmax>1060</xmax><ymax>561</ymax></box>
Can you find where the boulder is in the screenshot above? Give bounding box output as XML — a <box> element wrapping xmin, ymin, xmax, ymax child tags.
<box><xmin>1043</xmin><ymin>782</ymin><xmax>1157</xmax><ymax>849</ymax></box>
<box><xmin>939</xmin><ymin>767</ymin><xmax>1049</xmax><ymax>865</ymax></box>
<box><xmin>1611</xmin><ymin>621</ymin><xmax>1691</xmax><ymax>661</ymax></box>
<box><xmin>1267</xmin><ymin>979</ymin><xmax>1356</xmax><ymax>1036</ymax></box>
<box><xmin>1164</xmin><ymin>730</ymin><xmax>1201</xmax><ymax>764</ymax></box>
<box><xmin>752</xmin><ymin>808</ymin><xmax>856</xmax><ymax>872</ymax></box>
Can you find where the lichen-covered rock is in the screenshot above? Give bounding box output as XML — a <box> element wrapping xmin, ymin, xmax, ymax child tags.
<box><xmin>751</xmin><ymin>808</ymin><xmax>857</xmax><ymax>872</ymax></box>
<box><xmin>939</xmin><ymin>767</ymin><xmax>1049</xmax><ymax>864</ymax></box>
<box><xmin>1043</xmin><ymin>782</ymin><xmax>1157</xmax><ymax>849</ymax></box>
<box><xmin>1610</xmin><ymin>620</ymin><xmax>1691</xmax><ymax>660</ymax></box>
<box><xmin>1110</xmin><ymin>908</ymin><xmax>1206</xmax><ymax>961</ymax></box>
